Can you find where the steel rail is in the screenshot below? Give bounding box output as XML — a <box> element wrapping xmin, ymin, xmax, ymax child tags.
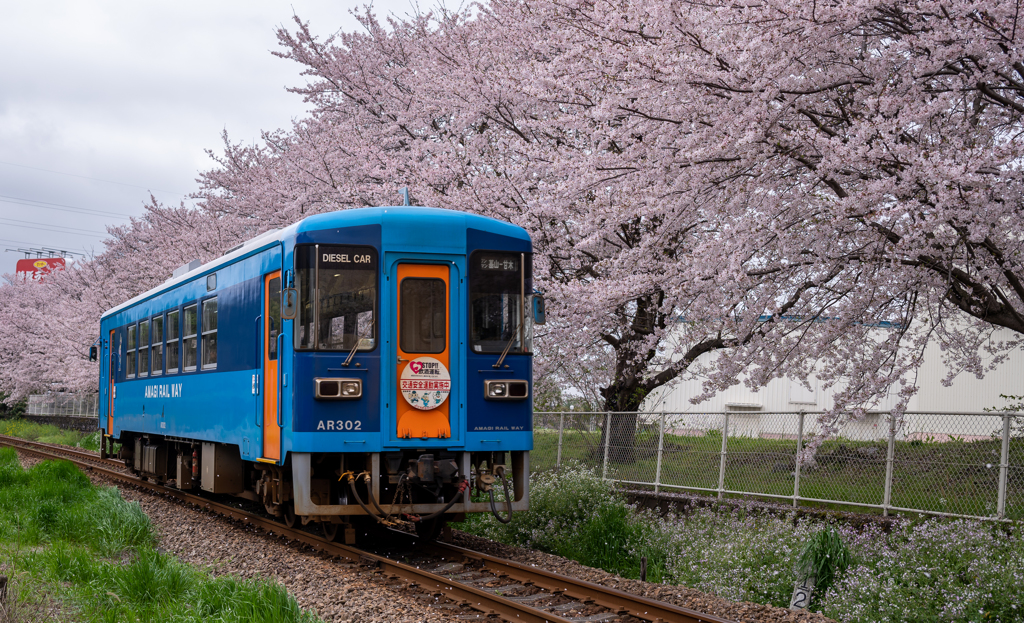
<box><xmin>424</xmin><ymin>541</ymin><xmax>735</xmax><ymax>623</ymax></box>
<box><xmin>0</xmin><ymin>435</ymin><xmax>738</xmax><ymax>623</ymax></box>
<box><xmin>0</xmin><ymin>434</ymin><xmax>124</xmax><ymax>468</ymax></box>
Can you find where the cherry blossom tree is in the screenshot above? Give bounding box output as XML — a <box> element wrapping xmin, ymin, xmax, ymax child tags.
<box><xmin>4</xmin><ymin>0</ymin><xmax>1023</xmax><ymax>459</ymax></box>
<box><xmin>201</xmin><ymin>1</ymin><xmax>1022</xmax><ymax>426</ymax></box>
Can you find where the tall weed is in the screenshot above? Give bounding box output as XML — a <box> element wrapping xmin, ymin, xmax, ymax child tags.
<box><xmin>796</xmin><ymin>526</ymin><xmax>851</xmax><ymax>601</ymax></box>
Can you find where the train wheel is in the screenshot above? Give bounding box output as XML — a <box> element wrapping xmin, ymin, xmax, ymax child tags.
<box><xmin>282</xmin><ymin>503</ymin><xmax>297</xmax><ymax>528</ymax></box>
<box><xmin>322</xmin><ymin>521</ymin><xmax>340</xmax><ymax>542</ymax></box>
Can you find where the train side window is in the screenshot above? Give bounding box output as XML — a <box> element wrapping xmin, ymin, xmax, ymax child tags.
<box><xmin>126</xmin><ymin>323</ymin><xmax>137</xmax><ymax>378</ymax></box>
<box><xmin>268</xmin><ymin>277</ymin><xmax>281</xmax><ymax>360</ymax></box>
<box><xmin>166</xmin><ymin>310</ymin><xmax>180</xmax><ymax>373</ymax></box>
<box><xmin>201</xmin><ymin>298</ymin><xmax>218</xmax><ymax>369</ymax></box>
<box><xmin>183</xmin><ymin>304</ymin><xmax>198</xmax><ymax>371</ymax></box>
<box><xmin>295</xmin><ymin>246</ymin><xmax>315</xmax><ymax>349</ymax></box>
<box><xmin>138</xmin><ymin>319</ymin><xmax>150</xmax><ymax>377</ymax></box>
<box><xmin>151</xmin><ymin>315</ymin><xmax>164</xmax><ymax>376</ymax></box>
<box><xmin>400</xmin><ymin>277</ymin><xmax>446</xmax><ymax>354</ymax></box>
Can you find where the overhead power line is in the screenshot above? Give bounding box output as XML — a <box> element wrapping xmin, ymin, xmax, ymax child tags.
<box><xmin>0</xmin><ymin>217</ymin><xmax>108</xmax><ymax>237</ymax></box>
<box><xmin>0</xmin><ymin>160</ymin><xmax>187</xmax><ymax>196</ymax></box>
<box><xmin>0</xmin><ymin>195</ymin><xmax>132</xmax><ymax>219</ymax></box>
<box><xmin>0</xmin><ymin>237</ymin><xmax>89</xmax><ymax>253</ymax></box>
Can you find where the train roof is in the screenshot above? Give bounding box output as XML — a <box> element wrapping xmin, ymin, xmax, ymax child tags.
<box><xmin>294</xmin><ymin>206</ymin><xmax>531</xmax><ymax>243</ymax></box>
<box><xmin>100</xmin><ymin>206</ymin><xmax>530</xmax><ymax>320</ymax></box>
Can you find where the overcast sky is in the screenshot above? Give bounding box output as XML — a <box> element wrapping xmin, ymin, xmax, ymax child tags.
<box><xmin>0</xmin><ymin>0</ymin><xmax>415</xmax><ymax>278</ymax></box>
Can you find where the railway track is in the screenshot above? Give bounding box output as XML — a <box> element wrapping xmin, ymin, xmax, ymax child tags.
<box><xmin>0</xmin><ymin>434</ymin><xmax>736</xmax><ymax>623</ymax></box>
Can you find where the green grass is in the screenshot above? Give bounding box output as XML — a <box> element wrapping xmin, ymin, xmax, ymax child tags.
<box><xmin>8</xmin><ymin>545</ymin><xmax>319</xmax><ymax>623</ymax></box>
<box><xmin>0</xmin><ymin>447</ymin><xmax>320</xmax><ymax>623</ymax></box>
<box><xmin>0</xmin><ymin>417</ymin><xmax>110</xmax><ymax>452</ymax></box>
<box><xmin>531</xmin><ymin>428</ymin><xmax>1024</xmax><ymax>520</ymax></box>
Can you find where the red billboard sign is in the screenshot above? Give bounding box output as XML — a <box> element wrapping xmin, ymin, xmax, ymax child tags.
<box><xmin>15</xmin><ymin>257</ymin><xmax>66</xmax><ymax>283</ymax></box>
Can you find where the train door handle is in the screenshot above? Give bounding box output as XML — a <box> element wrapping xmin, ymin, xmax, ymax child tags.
<box><xmin>254</xmin><ymin>315</ymin><xmax>262</xmax><ymax>363</ymax></box>
<box><xmin>277</xmin><ymin>333</ymin><xmax>285</xmax><ymax>428</ymax></box>
<box><xmin>397</xmin><ymin>357</ymin><xmax>409</xmax><ymax>364</ymax></box>
<box><xmin>254</xmin><ymin>373</ymin><xmax>262</xmax><ymax>428</ymax></box>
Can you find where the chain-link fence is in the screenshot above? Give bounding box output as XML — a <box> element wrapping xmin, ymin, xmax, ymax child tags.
<box><xmin>533</xmin><ymin>411</ymin><xmax>1024</xmax><ymax>521</ymax></box>
<box><xmin>26</xmin><ymin>393</ymin><xmax>99</xmax><ymax>417</ymax></box>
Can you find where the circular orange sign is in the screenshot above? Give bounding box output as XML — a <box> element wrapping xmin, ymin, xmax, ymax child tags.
<box><xmin>400</xmin><ymin>357</ymin><xmax>451</xmax><ymax>410</ymax></box>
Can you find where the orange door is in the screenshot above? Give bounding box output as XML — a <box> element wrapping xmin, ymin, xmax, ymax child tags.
<box><xmin>107</xmin><ymin>329</ymin><xmax>115</xmax><ymax>434</ymax></box>
<box><xmin>262</xmin><ymin>271</ymin><xmax>282</xmax><ymax>460</ymax></box>
<box><xmin>395</xmin><ymin>264</ymin><xmax>452</xmax><ymax>439</ymax></box>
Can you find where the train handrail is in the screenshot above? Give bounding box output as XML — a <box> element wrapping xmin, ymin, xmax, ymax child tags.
<box><xmin>277</xmin><ymin>332</ymin><xmax>285</xmax><ymax>428</ymax></box>
<box><xmin>254</xmin><ymin>314</ymin><xmax>262</xmax><ymax>428</ymax></box>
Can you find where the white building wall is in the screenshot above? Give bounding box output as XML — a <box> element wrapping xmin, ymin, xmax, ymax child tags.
<box><xmin>911</xmin><ymin>333</ymin><xmax>1024</xmax><ymax>412</ymax></box>
<box><xmin>642</xmin><ymin>327</ymin><xmax>1023</xmax><ymax>441</ymax></box>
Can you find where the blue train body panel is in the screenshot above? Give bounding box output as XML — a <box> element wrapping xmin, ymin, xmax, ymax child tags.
<box><xmin>98</xmin><ymin>207</ymin><xmax>534</xmax><ymax>465</ymax></box>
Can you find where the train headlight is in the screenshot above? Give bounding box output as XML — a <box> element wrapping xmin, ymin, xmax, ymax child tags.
<box><xmin>488</xmin><ymin>382</ymin><xmax>507</xmax><ymax>398</ymax></box>
<box><xmin>315</xmin><ymin>378</ymin><xmax>362</xmax><ymax>400</ymax></box>
<box><xmin>484</xmin><ymin>379</ymin><xmax>528</xmax><ymax>400</ymax></box>
<box><xmin>340</xmin><ymin>381</ymin><xmax>361</xmax><ymax>397</ymax></box>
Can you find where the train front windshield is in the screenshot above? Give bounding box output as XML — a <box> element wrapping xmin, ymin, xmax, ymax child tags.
<box><xmin>470</xmin><ymin>252</ymin><xmax>532</xmax><ymax>354</ymax></box>
<box><xmin>295</xmin><ymin>245</ymin><xmax>378</xmax><ymax>351</ymax></box>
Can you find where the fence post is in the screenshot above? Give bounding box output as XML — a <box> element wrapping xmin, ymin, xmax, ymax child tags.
<box><xmin>882</xmin><ymin>413</ymin><xmax>896</xmax><ymax>516</ymax></box>
<box><xmin>997</xmin><ymin>413</ymin><xmax>1011</xmax><ymax>519</ymax></box>
<box><xmin>602</xmin><ymin>412</ymin><xmax>611</xmax><ymax>481</ymax></box>
<box><xmin>556</xmin><ymin>412</ymin><xmax>565</xmax><ymax>469</ymax></box>
<box><xmin>717</xmin><ymin>412</ymin><xmax>729</xmax><ymax>500</ymax></box>
<box><xmin>793</xmin><ymin>411</ymin><xmax>805</xmax><ymax>508</ymax></box>
<box><xmin>654</xmin><ymin>412</ymin><xmax>666</xmax><ymax>494</ymax></box>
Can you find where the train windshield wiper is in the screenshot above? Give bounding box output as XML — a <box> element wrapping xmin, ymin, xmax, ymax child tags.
<box><xmin>343</xmin><ymin>319</ymin><xmax>374</xmax><ymax>367</ymax></box>
<box><xmin>492</xmin><ymin>320</ymin><xmax>520</xmax><ymax>369</ymax></box>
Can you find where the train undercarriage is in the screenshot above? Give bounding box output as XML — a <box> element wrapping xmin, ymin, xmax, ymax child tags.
<box><xmin>112</xmin><ymin>433</ymin><xmax>528</xmax><ymax>542</ymax></box>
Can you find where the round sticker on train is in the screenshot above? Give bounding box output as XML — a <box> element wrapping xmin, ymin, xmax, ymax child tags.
<box><xmin>400</xmin><ymin>357</ymin><xmax>451</xmax><ymax>410</ymax></box>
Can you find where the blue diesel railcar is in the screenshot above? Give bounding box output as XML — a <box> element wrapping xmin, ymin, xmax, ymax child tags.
<box><xmin>96</xmin><ymin>206</ymin><xmax>541</xmax><ymax>540</ymax></box>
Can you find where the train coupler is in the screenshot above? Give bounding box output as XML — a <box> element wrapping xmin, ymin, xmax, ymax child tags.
<box><xmin>406</xmin><ymin>454</ymin><xmax>458</xmax><ymax>484</ymax></box>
